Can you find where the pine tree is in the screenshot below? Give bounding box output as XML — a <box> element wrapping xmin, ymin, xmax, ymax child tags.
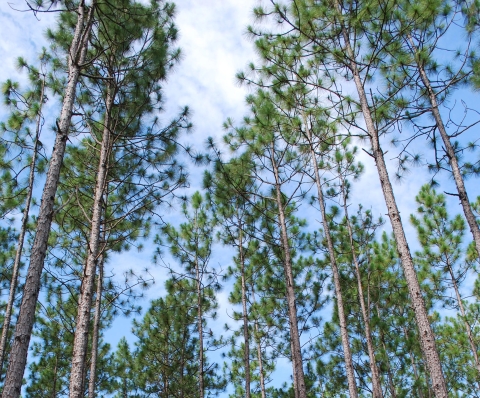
<box><xmin>206</xmin><ymin>158</ymin><xmax>257</xmax><ymax>398</ymax></box>
<box><xmin>332</xmin><ymin>141</ymin><xmax>384</xmax><ymax>398</ymax></box>
<box><xmin>222</xmin><ymin>89</ymin><xmax>329</xmax><ymax>398</ymax></box>
<box><xmin>159</xmin><ymin>191</ymin><xmax>224</xmax><ymax>398</ymax></box>
<box><xmin>26</xmin><ymin>283</ymin><xmax>113</xmax><ymax>397</ymax></box>
<box><xmin>411</xmin><ymin>184</ymin><xmax>480</xmax><ymax>379</ymax></box>
<box><xmin>378</xmin><ymin>0</ymin><xmax>480</xmax><ymax>259</ymax></box>
<box><xmin>131</xmin><ymin>278</ymin><xmax>199</xmax><ymax>397</ymax></box>
<box><xmin>0</xmin><ymin>54</ymin><xmax>48</xmax><ymax>377</ymax></box>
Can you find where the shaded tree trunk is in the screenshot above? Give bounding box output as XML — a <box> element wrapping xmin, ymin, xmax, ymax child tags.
<box><xmin>239</xmin><ymin>225</ymin><xmax>251</xmax><ymax>398</ymax></box>
<box><xmin>69</xmin><ymin>83</ymin><xmax>113</xmax><ymax>398</ymax></box>
<box><xmin>446</xmin><ymin>264</ymin><xmax>480</xmax><ymax>380</ymax></box>
<box><xmin>338</xmin><ymin>173</ymin><xmax>383</xmax><ymax>398</ymax></box>
<box><xmin>251</xmin><ymin>288</ymin><xmax>266</xmax><ymax>398</ymax></box>
<box><xmin>195</xmin><ymin>251</ymin><xmax>205</xmax><ymax>398</ymax></box>
<box><xmin>304</xmin><ymin>126</ymin><xmax>358</xmax><ymax>398</ymax></box>
<box><xmin>87</xmin><ymin>255</ymin><xmax>104</xmax><ymax>398</ymax></box>
<box><xmin>409</xmin><ymin>35</ymin><xmax>480</xmax><ymax>259</ymax></box>
<box><xmin>270</xmin><ymin>144</ymin><xmax>307</xmax><ymax>398</ymax></box>
<box><xmin>0</xmin><ymin>77</ymin><xmax>45</xmax><ymax>376</ymax></box>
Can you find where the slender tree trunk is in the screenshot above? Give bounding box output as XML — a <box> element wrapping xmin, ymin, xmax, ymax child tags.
<box><xmin>446</xmin><ymin>264</ymin><xmax>480</xmax><ymax>380</ymax></box>
<box><xmin>270</xmin><ymin>144</ymin><xmax>307</xmax><ymax>398</ymax></box>
<box><xmin>375</xmin><ymin>304</ymin><xmax>397</xmax><ymax>398</ymax></box>
<box><xmin>52</xmin><ymin>354</ymin><xmax>58</xmax><ymax>398</ymax></box>
<box><xmin>304</xmin><ymin>128</ymin><xmax>358</xmax><ymax>398</ymax></box>
<box><xmin>408</xmin><ymin>35</ymin><xmax>480</xmax><ymax>259</ymax></box>
<box><xmin>180</xmin><ymin>324</ymin><xmax>188</xmax><ymax>398</ymax></box>
<box><xmin>255</xmin><ymin>321</ymin><xmax>267</xmax><ymax>398</ymax></box>
<box><xmin>195</xmin><ymin>250</ymin><xmax>205</xmax><ymax>398</ymax></box>
<box><xmin>238</xmin><ymin>224</ymin><xmax>251</xmax><ymax>398</ymax></box>
<box><xmin>69</xmin><ymin>83</ymin><xmax>113</xmax><ymax>398</ymax></box>
<box><xmin>379</xmin><ymin>330</ymin><xmax>397</xmax><ymax>398</ymax></box>
<box><xmin>408</xmin><ymin>347</ymin><xmax>424</xmax><ymax>398</ymax></box>
<box><xmin>87</xmin><ymin>255</ymin><xmax>104</xmax><ymax>398</ymax></box>
<box><xmin>338</xmin><ymin>174</ymin><xmax>383</xmax><ymax>398</ymax></box>
<box><xmin>0</xmin><ymin>78</ymin><xmax>45</xmax><ymax>376</ymax></box>
<box><xmin>400</xmin><ymin>322</ymin><xmax>425</xmax><ymax>398</ymax></box>
<box><xmin>1</xmin><ymin>3</ymin><xmax>96</xmax><ymax>397</ymax></box>
<box><xmin>251</xmin><ymin>288</ymin><xmax>266</xmax><ymax>398</ymax></box>
<box><xmin>331</xmin><ymin>2</ymin><xmax>448</xmax><ymax>395</ymax></box>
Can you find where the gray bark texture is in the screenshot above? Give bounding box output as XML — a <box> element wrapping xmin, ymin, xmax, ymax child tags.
<box><xmin>69</xmin><ymin>83</ymin><xmax>113</xmax><ymax>398</ymax></box>
<box><xmin>305</xmin><ymin>121</ymin><xmax>359</xmax><ymax>398</ymax></box>
<box><xmin>1</xmin><ymin>3</ymin><xmax>96</xmax><ymax>396</ymax></box>
<box><xmin>195</xmin><ymin>252</ymin><xmax>205</xmax><ymax>398</ymax></box>
<box><xmin>409</xmin><ymin>35</ymin><xmax>480</xmax><ymax>260</ymax></box>
<box><xmin>87</xmin><ymin>257</ymin><xmax>104</xmax><ymax>398</ymax></box>
<box><xmin>332</xmin><ymin>3</ymin><xmax>448</xmax><ymax>395</ymax></box>
<box><xmin>270</xmin><ymin>145</ymin><xmax>307</xmax><ymax>398</ymax></box>
<box><xmin>251</xmin><ymin>288</ymin><xmax>266</xmax><ymax>398</ymax></box>
<box><xmin>0</xmin><ymin>78</ymin><xmax>45</xmax><ymax>376</ymax></box>
<box><xmin>339</xmin><ymin>174</ymin><xmax>383</xmax><ymax>398</ymax></box>
<box><xmin>239</xmin><ymin>227</ymin><xmax>251</xmax><ymax>398</ymax></box>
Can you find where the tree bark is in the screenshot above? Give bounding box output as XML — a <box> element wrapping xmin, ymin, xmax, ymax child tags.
<box><xmin>195</xmin><ymin>250</ymin><xmax>205</xmax><ymax>398</ymax></box>
<box><xmin>238</xmin><ymin>224</ymin><xmax>251</xmax><ymax>398</ymax></box>
<box><xmin>270</xmin><ymin>144</ymin><xmax>307</xmax><ymax>398</ymax></box>
<box><xmin>0</xmin><ymin>77</ymin><xmax>45</xmax><ymax>377</ymax></box>
<box><xmin>251</xmin><ymin>288</ymin><xmax>266</xmax><ymax>398</ymax></box>
<box><xmin>69</xmin><ymin>83</ymin><xmax>113</xmax><ymax>398</ymax></box>
<box><xmin>254</xmin><ymin>321</ymin><xmax>267</xmax><ymax>398</ymax></box>
<box><xmin>87</xmin><ymin>256</ymin><xmax>104</xmax><ymax>398</ymax></box>
<box><xmin>52</xmin><ymin>354</ymin><xmax>58</xmax><ymax>398</ymax></box>
<box><xmin>1</xmin><ymin>3</ymin><xmax>96</xmax><ymax>397</ymax></box>
<box><xmin>332</xmin><ymin>2</ymin><xmax>448</xmax><ymax>396</ymax></box>
<box><xmin>304</xmin><ymin>124</ymin><xmax>358</xmax><ymax>398</ymax></box>
<box><xmin>409</xmin><ymin>35</ymin><xmax>480</xmax><ymax>259</ymax></box>
<box><xmin>338</xmin><ymin>174</ymin><xmax>383</xmax><ymax>398</ymax></box>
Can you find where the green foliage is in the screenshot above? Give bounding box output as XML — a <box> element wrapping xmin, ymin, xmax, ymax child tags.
<box><xmin>26</xmin><ymin>286</ymin><xmax>113</xmax><ymax>397</ymax></box>
<box><xmin>131</xmin><ymin>279</ymin><xmax>200</xmax><ymax>397</ymax></box>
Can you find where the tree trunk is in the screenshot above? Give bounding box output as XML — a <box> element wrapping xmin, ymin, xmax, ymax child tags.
<box><xmin>338</xmin><ymin>173</ymin><xmax>383</xmax><ymax>398</ymax></box>
<box><xmin>446</xmin><ymin>264</ymin><xmax>480</xmax><ymax>380</ymax></box>
<box><xmin>332</xmin><ymin>2</ymin><xmax>448</xmax><ymax>396</ymax></box>
<box><xmin>409</xmin><ymin>35</ymin><xmax>480</xmax><ymax>259</ymax></box>
<box><xmin>374</xmin><ymin>304</ymin><xmax>397</xmax><ymax>398</ymax></box>
<box><xmin>69</xmin><ymin>83</ymin><xmax>113</xmax><ymax>398</ymax></box>
<box><xmin>408</xmin><ymin>346</ymin><xmax>424</xmax><ymax>398</ymax></box>
<box><xmin>52</xmin><ymin>354</ymin><xmax>58</xmax><ymax>398</ymax></box>
<box><xmin>87</xmin><ymin>256</ymin><xmax>104</xmax><ymax>398</ymax></box>
<box><xmin>255</xmin><ymin>320</ymin><xmax>267</xmax><ymax>398</ymax></box>
<box><xmin>251</xmin><ymin>288</ymin><xmax>266</xmax><ymax>398</ymax></box>
<box><xmin>238</xmin><ymin>224</ymin><xmax>251</xmax><ymax>398</ymax></box>
<box><xmin>195</xmin><ymin>250</ymin><xmax>205</xmax><ymax>398</ymax></box>
<box><xmin>0</xmin><ymin>77</ymin><xmax>45</xmax><ymax>377</ymax></box>
<box><xmin>1</xmin><ymin>3</ymin><xmax>96</xmax><ymax>397</ymax></box>
<box><xmin>304</xmin><ymin>127</ymin><xmax>358</xmax><ymax>398</ymax></box>
<box><xmin>270</xmin><ymin>144</ymin><xmax>307</xmax><ymax>398</ymax></box>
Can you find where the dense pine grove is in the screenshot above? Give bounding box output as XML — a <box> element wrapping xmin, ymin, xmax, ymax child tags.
<box><xmin>1</xmin><ymin>0</ymin><xmax>480</xmax><ymax>397</ymax></box>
